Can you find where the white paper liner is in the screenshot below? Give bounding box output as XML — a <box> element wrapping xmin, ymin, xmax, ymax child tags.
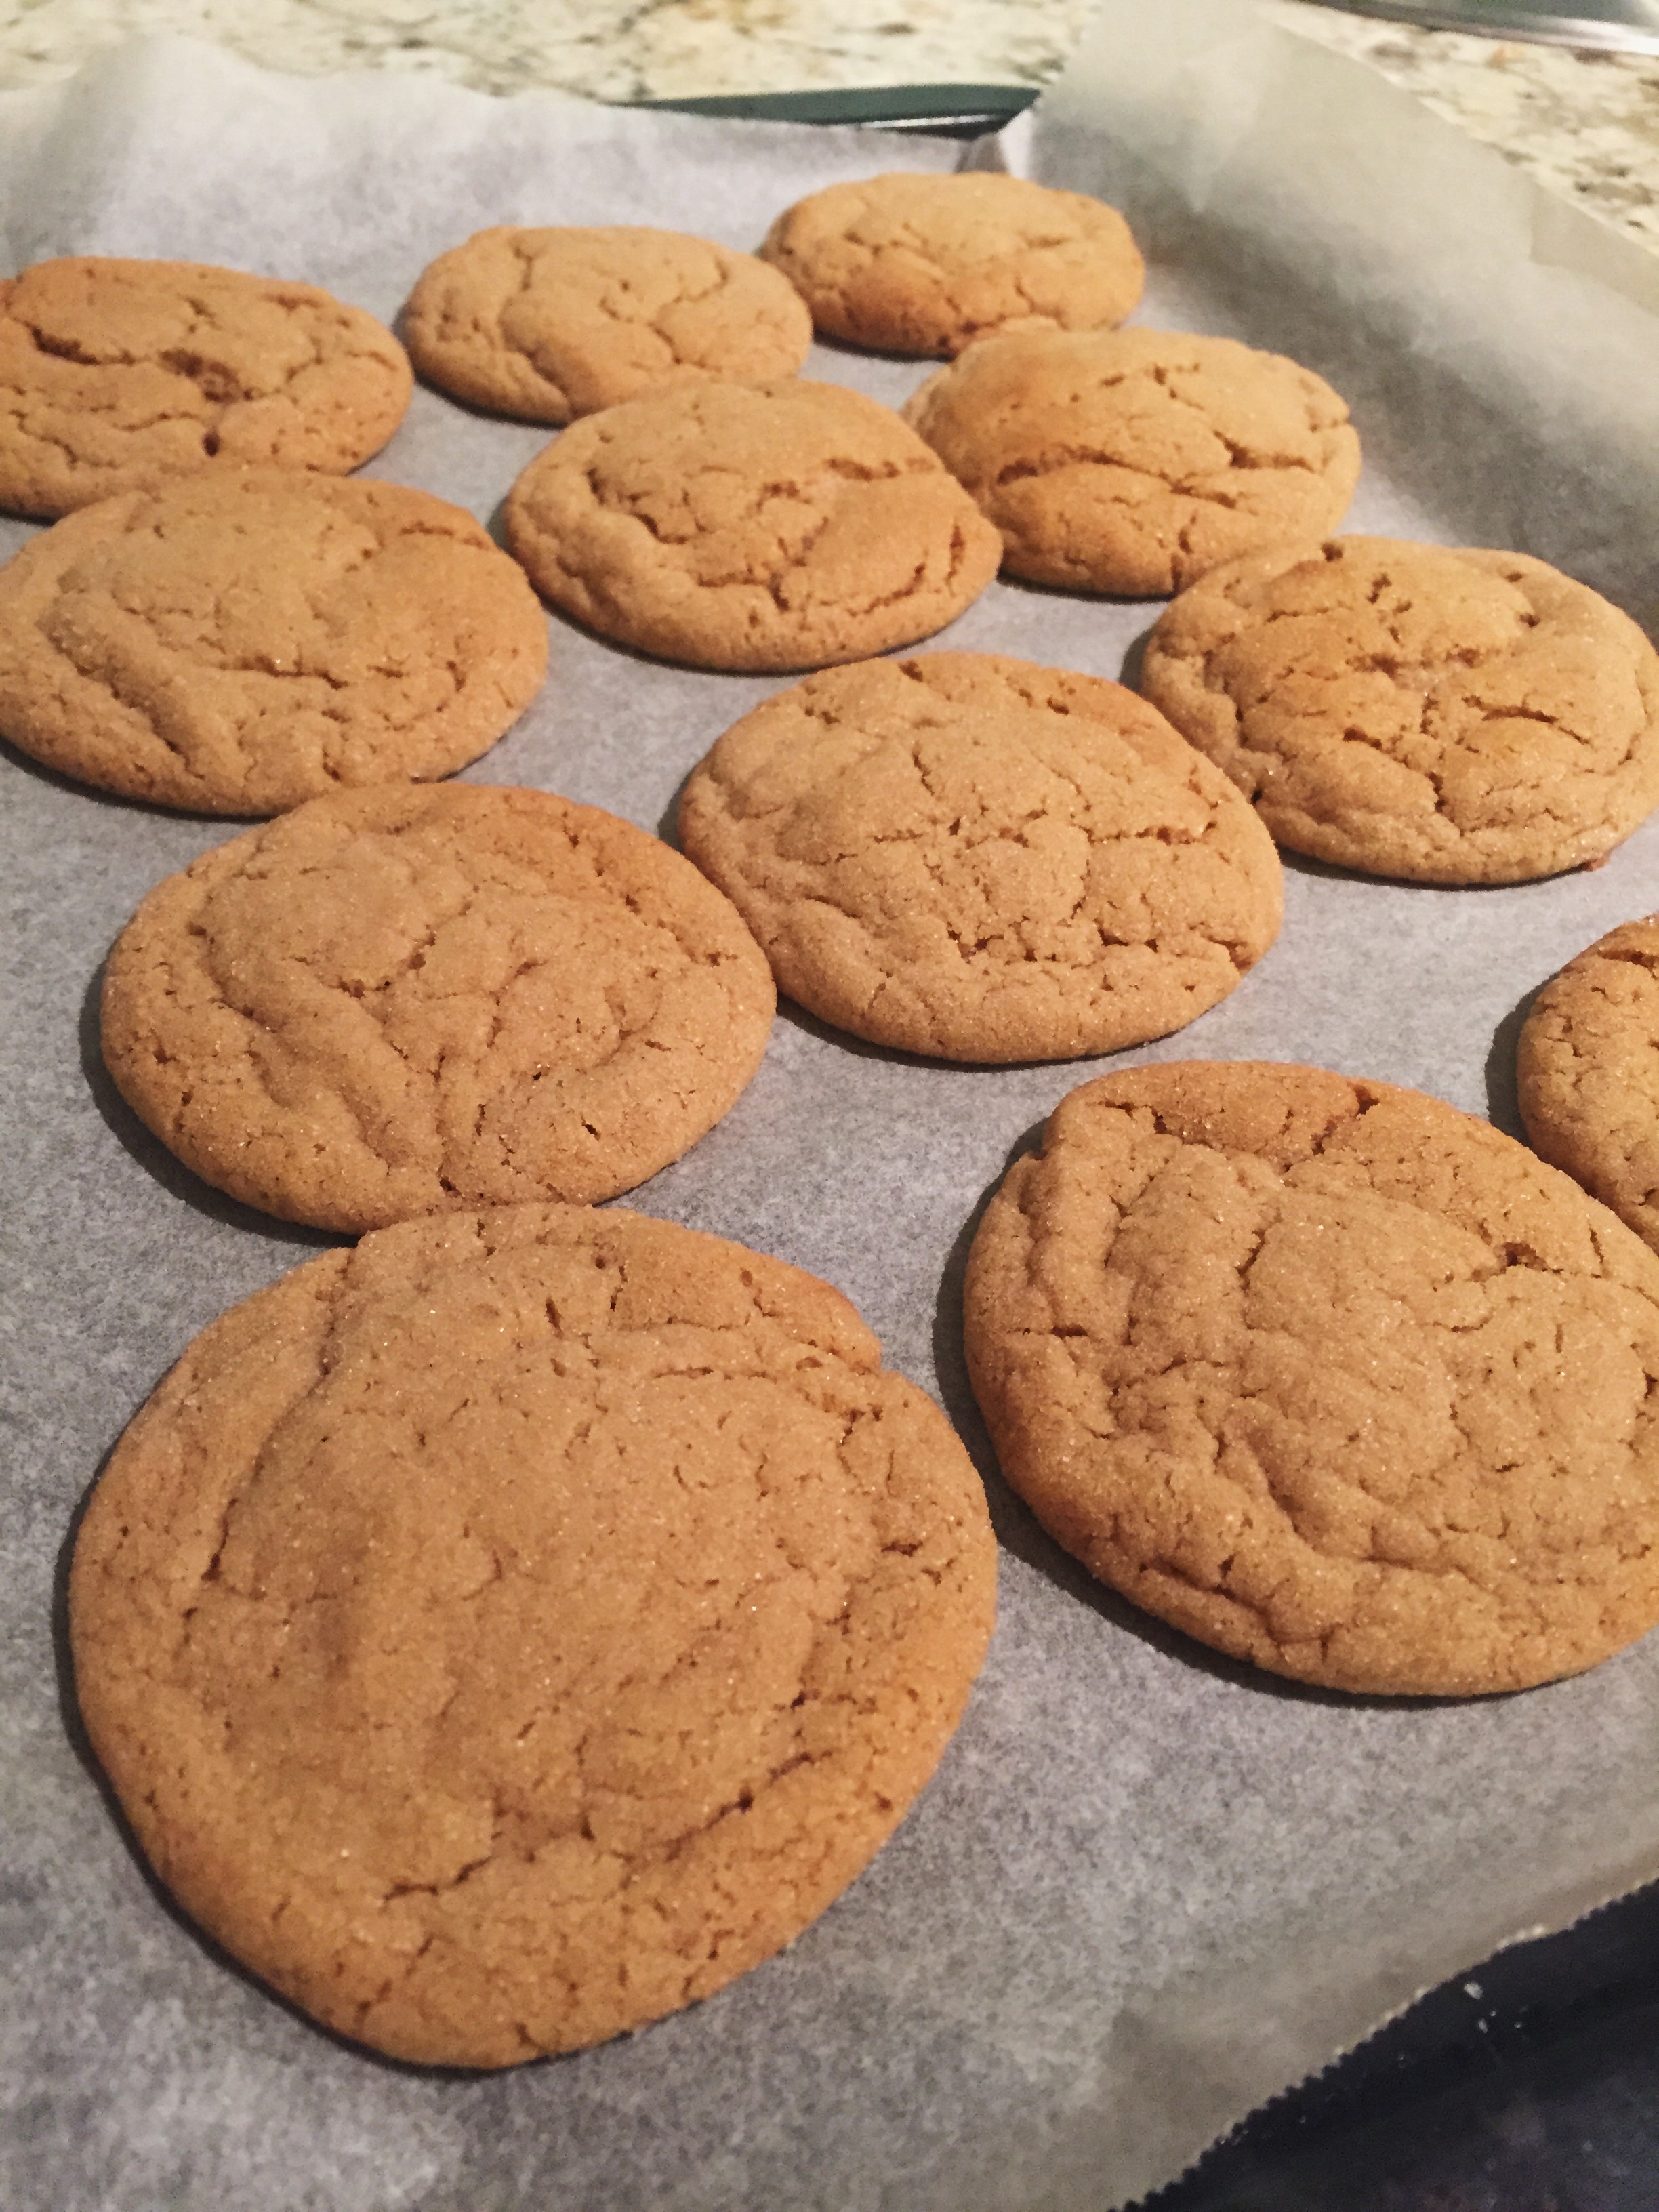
<box><xmin>3</xmin><ymin>16</ymin><xmax>1658</xmax><ymax>2208</ymax></box>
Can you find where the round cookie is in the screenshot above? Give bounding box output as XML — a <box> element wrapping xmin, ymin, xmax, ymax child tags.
<box><xmin>965</xmin><ymin>1059</ymin><xmax>1659</xmax><ymax>1696</ymax></box>
<box><xmin>759</xmin><ymin>171</ymin><xmax>1143</xmax><ymax>357</ymax></box>
<box><xmin>501</xmin><ymin>377</ymin><xmax>1002</xmax><ymax>672</ymax></box>
<box><xmin>100</xmin><ymin>783</ymin><xmax>777</xmax><ymax>1231</ymax></box>
<box><xmin>1141</xmin><ymin>537</ymin><xmax>1659</xmax><ymax>884</ymax></box>
<box><xmin>69</xmin><ymin>1202</ymin><xmax>998</xmax><ymax>2066</ymax></box>
<box><xmin>0</xmin><ymin>472</ymin><xmax>548</xmax><ymax>814</ymax></box>
<box><xmin>1519</xmin><ymin>916</ymin><xmax>1659</xmax><ymax>1252</ymax></box>
<box><xmin>404</xmin><ymin>224</ymin><xmax>813</xmax><ymax>424</ymax></box>
<box><xmin>0</xmin><ymin>257</ymin><xmax>411</xmax><ymax>518</ymax></box>
<box><xmin>678</xmin><ymin>652</ymin><xmax>1282</xmax><ymax>1063</ymax></box>
<box><xmin>902</xmin><ymin>328</ymin><xmax>1361</xmax><ymax>597</ymax></box>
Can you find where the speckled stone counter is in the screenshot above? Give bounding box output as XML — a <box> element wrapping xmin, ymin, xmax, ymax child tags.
<box><xmin>0</xmin><ymin>5</ymin><xmax>1652</xmax><ymax>239</ymax></box>
<box><xmin>1271</xmin><ymin>3</ymin><xmax>1659</xmax><ymax>252</ymax></box>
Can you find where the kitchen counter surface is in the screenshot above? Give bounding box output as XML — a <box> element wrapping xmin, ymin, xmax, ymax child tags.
<box><xmin>1</xmin><ymin>0</ymin><xmax>1656</xmax><ymax>253</ymax></box>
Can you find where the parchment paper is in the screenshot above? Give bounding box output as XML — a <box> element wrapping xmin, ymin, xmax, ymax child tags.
<box><xmin>3</xmin><ymin>14</ymin><xmax>1659</xmax><ymax>2209</ymax></box>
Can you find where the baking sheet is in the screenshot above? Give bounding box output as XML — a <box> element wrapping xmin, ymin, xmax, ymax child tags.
<box><xmin>3</xmin><ymin>14</ymin><xmax>1659</xmax><ymax>2209</ymax></box>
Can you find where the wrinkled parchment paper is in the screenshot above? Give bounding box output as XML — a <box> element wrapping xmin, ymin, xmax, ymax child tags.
<box><xmin>3</xmin><ymin>12</ymin><xmax>1659</xmax><ymax>2208</ymax></box>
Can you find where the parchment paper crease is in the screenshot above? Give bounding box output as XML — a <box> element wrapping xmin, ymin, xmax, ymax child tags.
<box><xmin>3</xmin><ymin>10</ymin><xmax>1658</xmax><ymax>2208</ymax></box>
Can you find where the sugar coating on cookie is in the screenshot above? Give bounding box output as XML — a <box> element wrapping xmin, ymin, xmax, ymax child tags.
<box><xmin>966</xmin><ymin>1059</ymin><xmax>1659</xmax><ymax>1696</ymax></box>
<box><xmin>1141</xmin><ymin>537</ymin><xmax>1659</xmax><ymax>884</ymax></box>
<box><xmin>69</xmin><ymin>1203</ymin><xmax>997</xmax><ymax>2066</ymax></box>
<box><xmin>403</xmin><ymin>225</ymin><xmax>813</xmax><ymax>424</ymax></box>
<box><xmin>760</xmin><ymin>171</ymin><xmax>1143</xmax><ymax>357</ymax></box>
<box><xmin>0</xmin><ymin>472</ymin><xmax>548</xmax><ymax>814</ymax></box>
<box><xmin>0</xmin><ymin>258</ymin><xmax>412</xmax><ymax>518</ymax></box>
<box><xmin>678</xmin><ymin>653</ymin><xmax>1281</xmax><ymax>1063</ymax></box>
<box><xmin>100</xmin><ymin>784</ymin><xmax>776</xmax><ymax>1231</ymax></box>
<box><xmin>502</xmin><ymin>377</ymin><xmax>1002</xmax><ymax>672</ymax></box>
<box><xmin>903</xmin><ymin>328</ymin><xmax>1360</xmax><ymax>598</ymax></box>
<box><xmin>1519</xmin><ymin>917</ymin><xmax>1659</xmax><ymax>1254</ymax></box>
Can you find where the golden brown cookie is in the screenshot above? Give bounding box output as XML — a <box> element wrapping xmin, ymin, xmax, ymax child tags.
<box><xmin>0</xmin><ymin>258</ymin><xmax>411</xmax><ymax>518</ymax></box>
<box><xmin>759</xmin><ymin>171</ymin><xmax>1143</xmax><ymax>357</ymax></box>
<box><xmin>678</xmin><ymin>652</ymin><xmax>1282</xmax><ymax>1062</ymax></box>
<box><xmin>403</xmin><ymin>224</ymin><xmax>813</xmax><ymax>424</ymax></box>
<box><xmin>501</xmin><ymin>377</ymin><xmax>1002</xmax><ymax>672</ymax></box>
<box><xmin>965</xmin><ymin>1060</ymin><xmax>1659</xmax><ymax>1696</ymax></box>
<box><xmin>69</xmin><ymin>1202</ymin><xmax>998</xmax><ymax>2066</ymax></box>
<box><xmin>0</xmin><ymin>472</ymin><xmax>548</xmax><ymax>814</ymax></box>
<box><xmin>1519</xmin><ymin>917</ymin><xmax>1659</xmax><ymax>1253</ymax></box>
<box><xmin>903</xmin><ymin>328</ymin><xmax>1361</xmax><ymax>597</ymax></box>
<box><xmin>100</xmin><ymin>784</ymin><xmax>776</xmax><ymax>1231</ymax></box>
<box><xmin>1141</xmin><ymin>537</ymin><xmax>1659</xmax><ymax>884</ymax></box>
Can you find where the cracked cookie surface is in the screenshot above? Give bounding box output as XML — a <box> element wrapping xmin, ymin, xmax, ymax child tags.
<box><xmin>0</xmin><ymin>471</ymin><xmax>548</xmax><ymax>814</ymax></box>
<box><xmin>0</xmin><ymin>257</ymin><xmax>411</xmax><ymax>518</ymax></box>
<box><xmin>1520</xmin><ymin>916</ymin><xmax>1659</xmax><ymax>1254</ymax></box>
<box><xmin>678</xmin><ymin>652</ymin><xmax>1281</xmax><ymax>1062</ymax></box>
<box><xmin>964</xmin><ymin>1059</ymin><xmax>1659</xmax><ymax>1695</ymax></box>
<box><xmin>1141</xmin><ymin>537</ymin><xmax>1659</xmax><ymax>883</ymax></box>
<box><xmin>68</xmin><ymin>1202</ymin><xmax>998</xmax><ymax>2066</ymax></box>
<box><xmin>759</xmin><ymin>171</ymin><xmax>1143</xmax><ymax>358</ymax></box>
<box><xmin>404</xmin><ymin>224</ymin><xmax>813</xmax><ymax>424</ymax></box>
<box><xmin>903</xmin><ymin>328</ymin><xmax>1360</xmax><ymax>597</ymax></box>
<box><xmin>100</xmin><ymin>783</ymin><xmax>776</xmax><ymax>1231</ymax></box>
<box><xmin>501</xmin><ymin>377</ymin><xmax>1002</xmax><ymax>672</ymax></box>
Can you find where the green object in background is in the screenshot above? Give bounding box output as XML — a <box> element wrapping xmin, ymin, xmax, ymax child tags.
<box><xmin>628</xmin><ymin>83</ymin><xmax>1041</xmax><ymax>138</ymax></box>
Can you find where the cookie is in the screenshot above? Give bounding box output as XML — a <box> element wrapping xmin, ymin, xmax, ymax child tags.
<box><xmin>100</xmin><ymin>784</ymin><xmax>776</xmax><ymax>1231</ymax></box>
<box><xmin>1519</xmin><ymin>916</ymin><xmax>1659</xmax><ymax>1253</ymax></box>
<box><xmin>0</xmin><ymin>472</ymin><xmax>548</xmax><ymax>814</ymax></box>
<box><xmin>678</xmin><ymin>652</ymin><xmax>1282</xmax><ymax>1063</ymax></box>
<box><xmin>0</xmin><ymin>257</ymin><xmax>411</xmax><ymax>518</ymax></box>
<box><xmin>403</xmin><ymin>225</ymin><xmax>813</xmax><ymax>424</ymax></box>
<box><xmin>501</xmin><ymin>377</ymin><xmax>1002</xmax><ymax>672</ymax></box>
<box><xmin>903</xmin><ymin>328</ymin><xmax>1361</xmax><ymax>597</ymax></box>
<box><xmin>1141</xmin><ymin>537</ymin><xmax>1659</xmax><ymax>884</ymax></box>
<box><xmin>759</xmin><ymin>172</ymin><xmax>1143</xmax><ymax>357</ymax></box>
<box><xmin>69</xmin><ymin>1202</ymin><xmax>997</xmax><ymax>2066</ymax></box>
<box><xmin>965</xmin><ymin>1059</ymin><xmax>1659</xmax><ymax>1696</ymax></box>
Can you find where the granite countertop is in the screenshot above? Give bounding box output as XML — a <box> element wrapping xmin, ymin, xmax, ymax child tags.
<box><xmin>0</xmin><ymin>0</ymin><xmax>1656</xmax><ymax>255</ymax></box>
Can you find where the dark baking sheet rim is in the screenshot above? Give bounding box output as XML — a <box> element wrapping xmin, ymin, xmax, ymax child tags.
<box><xmin>630</xmin><ymin>83</ymin><xmax>1040</xmax><ymax>136</ymax></box>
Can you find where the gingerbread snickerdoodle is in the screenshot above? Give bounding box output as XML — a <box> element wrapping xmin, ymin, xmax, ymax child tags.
<box><xmin>502</xmin><ymin>377</ymin><xmax>1002</xmax><ymax>672</ymax></box>
<box><xmin>1519</xmin><ymin>916</ymin><xmax>1659</xmax><ymax>1252</ymax></box>
<box><xmin>0</xmin><ymin>257</ymin><xmax>411</xmax><ymax>518</ymax></box>
<box><xmin>404</xmin><ymin>225</ymin><xmax>813</xmax><ymax>423</ymax></box>
<box><xmin>760</xmin><ymin>171</ymin><xmax>1143</xmax><ymax>357</ymax></box>
<box><xmin>678</xmin><ymin>652</ymin><xmax>1281</xmax><ymax>1062</ymax></box>
<box><xmin>0</xmin><ymin>472</ymin><xmax>547</xmax><ymax>813</ymax></box>
<box><xmin>903</xmin><ymin>327</ymin><xmax>1360</xmax><ymax>597</ymax></box>
<box><xmin>69</xmin><ymin>1202</ymin><xmax>998</xmax><ymax>2065</ymax></box>
<box><xmin>966</xmin><ymin>1059</ymin><xmax>1659</xmax><ymax>1696</ymax></box>
<box><xmin>100</xmin><ymin>784</ymin><xmax>776</xmax><ymax>1230</ymax></box>
<box><xmin>1141</xmin><ymin>537</ymin><xmax>1659</xmax><ymax>883</ymax></box>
